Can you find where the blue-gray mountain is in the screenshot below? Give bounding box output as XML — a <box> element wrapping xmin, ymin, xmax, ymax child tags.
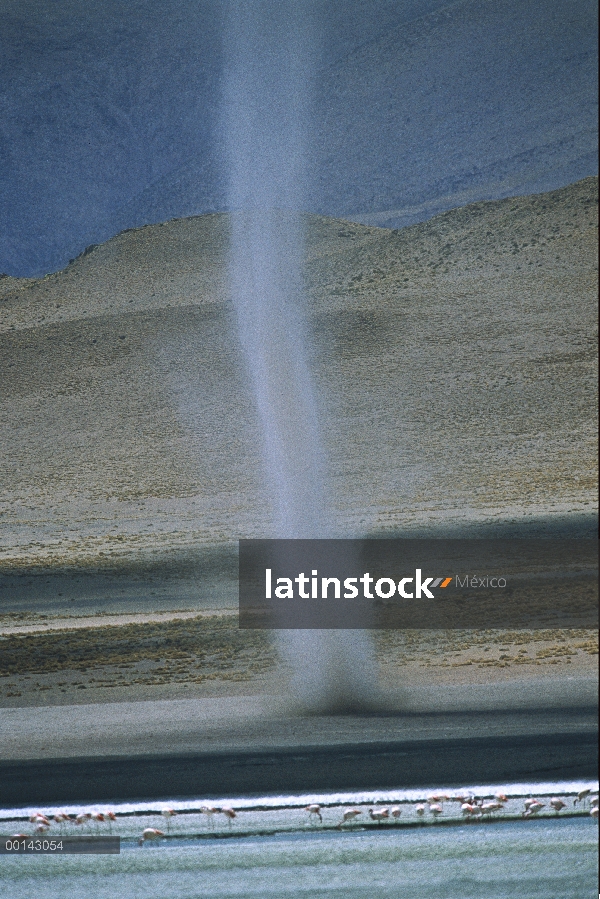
<box><xmin>1</xmin><ymin>0</ymin><xmax>597</xmax><ymax>276</ymax></box>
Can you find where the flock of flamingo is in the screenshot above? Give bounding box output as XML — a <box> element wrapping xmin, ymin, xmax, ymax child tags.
<box><xmin>305</xmin><ymin>789</ymin><xmax>599</xmax><ymax>827</ymax></box>
<box><xmin>9</xmin><ymin>790</ymin><xmax>597</xmax><ymax>845</ymax></box>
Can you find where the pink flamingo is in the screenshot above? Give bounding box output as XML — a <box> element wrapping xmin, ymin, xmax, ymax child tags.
<box><xmin>480</xmin><ymin>801</ymin><xmax>504</xmax><ymax>817</ymax></box>
<box><xmin>161</xmin><ymin>808</ymin><xmax>177</xmax><ymax>832</ymax></box>
<box><xmin>53</xmin><ymin>813</ymin><xmax>71</xmax><ymax>833</ymax></box>
<box><xmin>339</xmin><ymin>808</ymin><xmax>362</xmax><ymax>826</ymax></box>
<box><xmin>75</xmin><ymin>813</ymin><xmax>92</xmax><ymax>832</ymax></box>
<box><xmin>465</xmin><ymin>803</ymin><xmax>483</xmax><ymax>820</ymax></box>
<box><xmin>368</xmin><ymin>807</ymin><xmax>389</xmax><ymax>824</ymax></box>
<box><xmin>219</xmin><ymin>807</ymin><xmax>236</xmax><ymax>829</ymax></box>
<box><xmin>305</xmin><ymin>804</ymin><xmax>322</xmax><ymax>824</ymax></box>
<box><xmin>30</xmin><ymin>814</ymin><xmax>50</xmax><ymax>827</ymax></box>
<box><xmin>390</xmin><ymin>806</ymin><xmax>402</xmax><ymax>819</ymax></box>
<box><xmin>200</xmin><ymin>806</ymin><xmax>219</xmax><ymax>829</ymax></box>
<box><xmin>523</xmin><ymin>800</ymin><xmax>544</xmax><ymax>818</ymax></box>
<box><xmin>550</xmin><ymin>798</ymin><xmax>566</xmax><ymax>814</ymax></box>
<box><xmin>139</xmin><ymin>827</ymin><xmax>164</xmax><ymax>846</ymax></box>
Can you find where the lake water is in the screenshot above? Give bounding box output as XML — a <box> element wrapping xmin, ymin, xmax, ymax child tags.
<box><xmin>1</xmin><ymin>783</ymin><xmax>597</xmax><ymax>898</ymax></box>
<box><xmin>1</xmin><ymin>819</ymin><xmax>597</xmax><ymax>899</ymax></box>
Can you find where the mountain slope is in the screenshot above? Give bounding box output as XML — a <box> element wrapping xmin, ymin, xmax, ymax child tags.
<box><xmin>0</xmin><ymin>178</ymin><xmax>596</xmax><ymax>571</ymax></box>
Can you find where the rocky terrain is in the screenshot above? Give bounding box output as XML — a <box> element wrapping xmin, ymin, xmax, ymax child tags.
<box><xmin>0</xmin><ymin>609</ymin><xmax>596</xmax><ymax>708</ymax></box>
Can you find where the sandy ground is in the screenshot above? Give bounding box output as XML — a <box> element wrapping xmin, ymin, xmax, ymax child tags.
<box><xmin>0</xmin><ymin>608</ymin><xmax>236</xmax><ymax>635</ymax></box>
<box><xmin>0</xmin><ymin>608</ymin><xmax>596</xmax><ymax>709</ymax></box>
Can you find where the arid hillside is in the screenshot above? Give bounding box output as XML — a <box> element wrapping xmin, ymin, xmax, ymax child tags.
<box><xmin>0</xmin><ymin>177</ymin><xmax>597</xmax><ymax>576</ymax></box>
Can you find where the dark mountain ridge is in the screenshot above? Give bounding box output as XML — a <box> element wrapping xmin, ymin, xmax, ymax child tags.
<box><xmin>1</xmin><ymin>0</ymin><xmax>596</xmax><ymax>277</ymax></box>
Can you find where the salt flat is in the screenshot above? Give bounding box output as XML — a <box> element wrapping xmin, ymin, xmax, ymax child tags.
<box><xmin>1</xmin><ymin>678</ymin><xmax>597</xmax><ymax>762</ymax></box>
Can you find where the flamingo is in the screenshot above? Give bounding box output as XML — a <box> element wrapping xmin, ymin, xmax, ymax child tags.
<box><xmin>415</xmin><ymin>803</ymin><xmax>426</xmax><ymax>818</ymax></box>
<box><xmin>161</xmin><ymin>808</ymin><xmax>177</xmax><ymax>832</ymax></box>
<box><xmin>139</xmin><ymin>827</ymin><xmax>164</xmax><ymax>846</ymax></box>
<box><xmin>481</xmin><ymin>801</ymin><xmax>504</xmax><ymax>816</ymax></box>
<box><xmin>30</xmin><ymin>814</ymin><xmax>49</xmax><ymax>826</ymax></box>
<box><xmin>219</xmin><ymin>807</ymin><xmax>236</xmax><ymax>829</ymax></box>
<box><xmin>305</xmin><ymin>804</ymin><xmax>322</xmax><ymax>824</ymax></box>
<box><xmin>35</xmin><ymin>823</ymin><xmax>50</xmax><ymax>834</ymax></box>
<box><xmin>390</xmin><ymin>806</ymin><xmax>402</xmax><ymax>819</ymax></box>
<box><xmin>368</xmin><ymin>807</ymin><xmax>389</xmax><ymax>824</ymax></box>
<box><xmin>53</xmin><ymin>813</ymin><xmax>70</xmax><ymax>833</ymax></box>
<box><xmin>574</xmin><ymin>789</ymin><xmax>590</xmax><ymax>806</ymax></box>
<box><xmin>429</xmin><ymin>803</ymin><xmax>443</xmax><ymax>817</ymax></box>
<box><xmin>590</xmin><ymin>807</ymin><xmax>599</xmax><ymax>820</ymax></box>
<box><xmin>479</xmin><ymin>802</ymin><xmax>498</xmax><ymax>819</ymax></box>
<box><xmin>77</xmin><ymin>812</ymin><xmax>94</xmax><ymax>833</ymax></box>
<box><xmin>339</xmin><ymin>808</ymin><xmax>362</xmax><ymax>826</ymax></box>
<box><xmin>549</xmin><ymin>798</ymin><xmax>566</xmax><ymax>814</ymax></box>
<box><xmin>200</xmin><ymin>806</ymin><xmax>219</xmax><ymax>829</ymax></box>
<box><xmin>523</xmin><ymin>800</ymin><xmax>544</xmax><ymax>818</ymax></box>
<box><xmin>461</xmin><ymin>803</ymin><xmax>476</xmax><ymax>817</ymax></box>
